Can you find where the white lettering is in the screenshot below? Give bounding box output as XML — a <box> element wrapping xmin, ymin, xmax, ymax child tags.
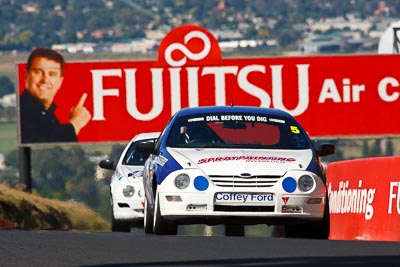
<box><xmin>202</xmin><ymin>66</ymin><xmax>238</xmax><ymax>105</ymax></box>
<box><xmin>328</xmin><ymin>180</ymin><xmax>375</xmax><ymax>220</ymax></box>
<box><xmin>271</xmin><ymin>64</ymin><xmax>310</xmax><ymax>116</ymax></box>
<box><xmin>351</xmin><ymin>84</ymin><xmax>365</xmax><ymax>102</ymax></box>
<box><xmin>243</xmin><ymin>115</ymin><xmax>255</xmax><ymax>121</ymax></box>
<box><xmin>388</xmin><ymin>181</ymin><xmax>400</xmax><ymax>214</ymax></box>
<box><xmin>187</xmin><ymin>67</ymin><xmax>200</xmax><ymax>107</ymax></box>
<box><xmin>319</xmin><ymin>78</ymin><xmax>365</xmax><ymax>103</ymax></box>
<box><xmin>237</xmin><ymin>65</ymin><xmax>271</xmax><ymax>107</ymax></box>
<box><xmin>170</xmin><ymin>68</ymin><xmax>182</xmax><ymax>115</ymax></box>
<box><xmin>91</xmin><ymin>69</ymin><xmax>122</xmax><ymax>121</ymax></box>
<box><xmin>378</xmin><ymin>77</ymin><xmax>400</xmax><ymax>102</ymax></box>
<box><xmin>319</xmin><ymin>79</ymin><xmax>341</xmax><ymax>103</ymax></box>
<box><xmin>91</xmin><ymin>64</ymin><xmax>315</xmax><ymax>122</ymax></box>
<box><xmin>125</xmin><ymin>68</ymin><xmax>163</xmax><ymax>121</ymax></box>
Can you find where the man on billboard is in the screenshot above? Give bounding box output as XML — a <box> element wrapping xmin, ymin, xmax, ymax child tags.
<box><xmin>19</xmin><ymin>47</ymin><xmax>91</xmax><ymax>144</ymax></box>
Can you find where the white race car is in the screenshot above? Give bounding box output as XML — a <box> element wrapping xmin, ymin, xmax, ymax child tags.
<box><xmin>99</xmin><ymin>132</ymin><xmax>159</xmax><ymax>232</ymax></box>
<box><xmin>137</xmin><ymin>106</ymin><xmax>335</xmax><ymax>237</ymax></box>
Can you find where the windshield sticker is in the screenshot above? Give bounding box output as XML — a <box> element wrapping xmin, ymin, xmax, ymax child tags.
<box><xmin>205</xmin><ymin>115</ymin><xmax>271</xmax><ymax>122</ymax></box>
<box><xmin>188</xmin><ymin>117</ymin><xmax>205</xmax><ymax>122</ymax></box>
<box><xmin>198</xmin><ymin>155</ymin><xmax>296</xmax><ymax>164</ymax></box>
<box><xmin>269</xmin><ymin>118</ymin><xmax>285</xmax><ymax>124</ymax></box>
<box><xmin>290</xmin><ymin>126</ymin><xmax>300</xmax><ymax>134</ymax></box>
<box><xmin>156</xmin><ymin>154</ymin><xmax>168</xmax><ymax>166</ymax></box>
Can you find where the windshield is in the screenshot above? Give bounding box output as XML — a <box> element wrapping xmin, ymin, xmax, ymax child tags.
<box><xmin>166</xmin><ymin>113</ymin><xmax>309</xmax><ymax>149</ymax></box>
<box><xmin>122</xmin><ymin>138</ymin><xmax>156</xmax><ymax>165</ymax></box>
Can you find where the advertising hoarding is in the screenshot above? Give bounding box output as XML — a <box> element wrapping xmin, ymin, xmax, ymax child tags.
<box><xmin>17</xmin><ymin>25</ymin><xmax>400</xmax><ymax>145</ymax></box>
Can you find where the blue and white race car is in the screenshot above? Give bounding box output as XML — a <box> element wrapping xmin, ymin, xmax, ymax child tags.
<box><xmin>137</xmin><ymin>106</ymin><xmax>335</xmax><ymax>237</ymax></box>
<box><xmin>99</xmin><ymin>132</ymin><xmax>159</xmax><ymax>232</ymax></box>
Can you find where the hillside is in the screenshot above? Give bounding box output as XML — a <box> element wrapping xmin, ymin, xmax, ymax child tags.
<box><xmin>0</xmin><ymin>0</ymin><xmax>398</xmax><ymax>51</ymax></box>
<box><xmin>0</xmin><ymin>183</ymin><xmax>110</xmax><ymax>231</ymax></box>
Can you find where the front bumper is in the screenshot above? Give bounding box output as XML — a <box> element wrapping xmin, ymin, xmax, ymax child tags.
<box><xmin>112</xmin><ymin>197</ymin><xmax>144</xmax><ymax>220</ymax></box>
<box><xmin>159</xmin><ymin>192</ymin><xmax>325</xmax><ymax>225</ymax></box>
<box><xmin>156</xmin><ymin>170</ymin><xmax>326</xmax><ymax>225</ymax></box>
<box><xmin>111</xmin><ymin>178</ymin><xmax>144</xmax><ymax>221</ymax></box>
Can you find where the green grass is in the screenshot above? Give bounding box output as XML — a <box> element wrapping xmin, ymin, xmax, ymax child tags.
<box><xmin>0</xmin><ymin>184</ymin><xmax>110</xmax><ymax>230</ymax></box>
<box><xmin>0</xmin><ymin>120</ymin><xmax>121</xmax><ymax>159</ymax></box>
<box><xmin>0</xmin><ymin>121</ymin><xmax>17</xmax><ymax>155</ymax></box>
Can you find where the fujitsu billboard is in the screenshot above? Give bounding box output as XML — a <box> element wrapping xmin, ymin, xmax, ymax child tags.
<box><xmin>17</xmin><ymin>24</ymin><xmax>400</xmax><ymax>145</ymax></box>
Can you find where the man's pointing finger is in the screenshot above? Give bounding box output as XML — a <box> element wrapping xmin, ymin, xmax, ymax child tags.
<box><xmin>76</xmin><ymin>93</ymin><xmax>88</xmax><ymax>108</ymax></box>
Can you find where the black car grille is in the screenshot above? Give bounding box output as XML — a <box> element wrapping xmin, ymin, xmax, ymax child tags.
<box><xmin>209</xmin><ymin>175</ymin><xmax>280</xmax><ymax>188</ymax></box>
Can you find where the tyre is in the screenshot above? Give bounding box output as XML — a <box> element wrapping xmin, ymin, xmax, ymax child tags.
<box><xmin>225</xmin><ymin>224</ymin><xmax>245</xmax><ymax>236</ymax></box>
<box><xmin>130</xmin><ymin>219</ymin><xmax>143</xmax><ymax>229</ymax></box>
<box><xmin>144</xmin><ymin>196</ymin><xmax>154</xmax><ymax>234</ymax></box>
<box><xmin>111</xmin><ymin>214</ymin><xmax>131</xmax><ymax>232</ymax></box>
<box><xmin>284</xmin><ymin>198</ymin><xmax>330</xmax><ymax>239</ymax></box>
<box><xmin>153</xmin><ymin>193</ymin><xmax>178</xmax><ymax>235</ymax></box>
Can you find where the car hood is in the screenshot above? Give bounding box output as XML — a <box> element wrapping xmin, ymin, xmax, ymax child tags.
<box><xmin>166</xmin><ymin>147</ymin><xmax>313</xmax><ymax>176</ymax></box>
<box><xmin>116</xmin><ymin>165</ymin><xmax>144</xmax><ymax>182</ymax></box>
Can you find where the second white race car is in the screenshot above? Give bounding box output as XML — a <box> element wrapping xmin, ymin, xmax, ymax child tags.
<box><xmin>99</xmin><ymin>132</ymin><xmax>159</xmax><ymax>232</ymax></box>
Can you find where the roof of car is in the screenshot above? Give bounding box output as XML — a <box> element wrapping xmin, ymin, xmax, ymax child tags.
<box><xmin>132</xmin><ymin>132</ymin><xmax>160</xmax><ymax>142</ymax></box>
<box><xmin>175</xmin><ymin>106</ymin><xmax>292</xmax><ymax>118</ymax></box>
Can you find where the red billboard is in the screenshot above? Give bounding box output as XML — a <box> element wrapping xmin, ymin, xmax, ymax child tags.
<box><xmin>17</xmin><ymin>24</ymin><xmax>400</xmax><ymax>145</ymax></box>
<box><xmin>327</xmin><ymin>157</ymin><xmax>400</xmax><ymax>241</ymax></box>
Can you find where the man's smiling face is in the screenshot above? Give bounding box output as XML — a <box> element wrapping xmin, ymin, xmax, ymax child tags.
<box><xmin>25</xmin><ymin>57</ymin><xmax>64</xmax><ymax>109</ymax></box>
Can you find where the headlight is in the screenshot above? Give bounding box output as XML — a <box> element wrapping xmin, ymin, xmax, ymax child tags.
<box><xmin>175</xmin><ymin>174</ymin><xmax>190</xmax><ymax>189</ymax></box>
<box><xmin>137</xmin><ymin>188</ymin><xmax>143</xmax><ymax>198</ymax></box>
<box><xmin>298</xmin><ymin>175</ymin><xmax>314</xmax><ymax>192</ymax></box>
<box><xmin>123</xmin><ymin>185</ymin><xmax>135</xmax><ymax>197</ymax></box>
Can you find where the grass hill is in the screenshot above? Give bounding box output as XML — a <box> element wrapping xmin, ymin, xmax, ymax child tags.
<box><xmin>0</xmin><ymin>183</ymin><xmax>109</xmax><ymax>231</ymax></box>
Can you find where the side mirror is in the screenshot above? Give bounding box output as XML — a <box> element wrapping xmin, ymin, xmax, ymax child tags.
<box><xmin>99</xmin><ymin>159</ymin><xmax>116</xmax><ymax>170</ymax></box>
<box><xmin>136</xmin><ymin>141</ymin><xmax>156</xmax><ymax>154</ymax></box>
<box><xmin>317</xmin><ymin>144</ymin><xmax>336</xmax><ymax>157</ymax></box>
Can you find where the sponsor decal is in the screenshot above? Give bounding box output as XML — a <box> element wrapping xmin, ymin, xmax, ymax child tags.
<box><xmin>327</xmin><ymin>180</ymin><xmax>376</xmax><ymax>220</ymax></box>
<box><xmin>205</xmin><ymin>114</ymin><xmax>274</xmax><ymax>123</ymax></box>
<box><xmin>198</xmin><ymin>155</ymin><xmax>296</xmax><ymax>164</ymax></box>
<box><xmin>156</xmin><ymin>154</ymin><xmax>168</xmax><ymax>166</ymax></box>
<box><xmin>215</xmin><ymin>192</ymin><xmax>274</xmax><ymax>203</ymax></box>
<box><xmin>131</xmin><ymin>170</ymin><xmax>144</xmax><ymax>177</ymax></box>
<box><xmin>282</xmin><ymin>197</ymin><xmax>290</xmax><ymax>204</ymax></box>
<box><xmin>282</xmin><ymin>177</ymin><xmax>297</xmax><ymax>193</ymax></box>
<box><xmin>194</xmin><ymin>176</ymin><xmax>209</xmax><ymax>191</ymax></box>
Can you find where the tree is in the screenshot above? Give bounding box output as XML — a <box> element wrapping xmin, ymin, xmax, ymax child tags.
<box><xmin>362</xmin><ymin>139</ymin><xmax>369</xmax><ymax>158</ymax></box>
<box><xmin>18</xmin><ymin>30</ymin><xmax>35</xmax><ymax>49</ymax></box>
<box><xmin>1</xmin><ymin>149</ymin><xmax>19</xmax><ymax>186</ymax></box>
<box><xmin>370</xmin><ymin>139</ymin><xmax>382</xmax><ymax>157</ymax></box>
<box><xmin>109</xmin><ymin>143</ymin><xmax>126</xmax><ymax>163</ymax></box>
<box><xmin>28</xmin><ymin>146</ymin><xmax>100</xmax><ymax>209</ymax></box>
<box><xmin>0</xmin><ymin>106</ymin><xmax>16</xmax><ymax>122</ymax></box>
<box><xmin>276</xmin><ymin>28</ymin><xmax>299</xmax><ymax>47</ymax></box>
<box><xmin>1</xmin><ymin>34</ymin><xmax>18</xmax><ymax>49</ymax></box>
<box><xmin>0</xmin><ymin>76</ymin><xmax>15</xmax><ymax>97</ymax></box>
<box><xmin>385</xmin><ymin>138</ymin><xmax>394</xmax><ymax>156</ymax></box>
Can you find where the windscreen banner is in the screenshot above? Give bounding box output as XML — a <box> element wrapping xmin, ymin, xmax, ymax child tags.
<box><xmin>17</xmin><ymin>24</ymin><xmax>400</xmax><ymax>145</ymax></box>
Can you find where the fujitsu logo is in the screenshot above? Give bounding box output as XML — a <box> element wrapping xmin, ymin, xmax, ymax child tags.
<box><xmin>90</xmin><ymin>24</ymin><xmax>310</xmax><ymax>121</ymax></box>
<box><xmin>164</xmin><ymin>30</ymin><xmax>211</xmax><ymax>67</ymax></box>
